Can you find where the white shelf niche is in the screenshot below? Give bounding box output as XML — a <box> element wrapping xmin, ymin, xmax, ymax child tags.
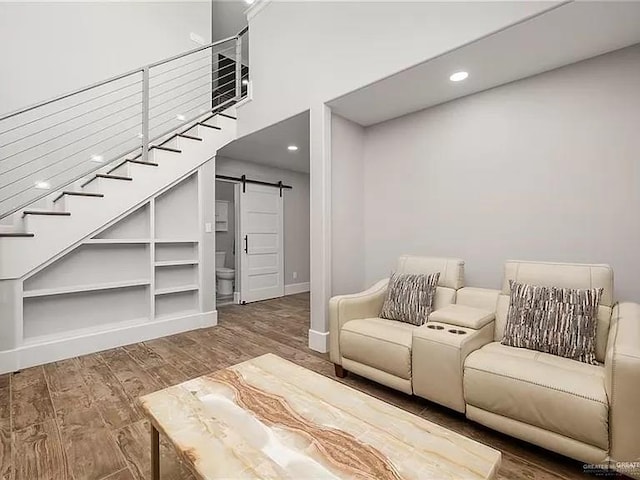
<box><xmin>93</xmin><ymin>203</ymin><xmax>150</xmax><ymax>240</ymax></box>
<box><xmin>24</xmin><ymin>243</ymin><xmax>151</xmax><ymax>294</ymax></box>
<box><xmin>155</xmin><ymin>242</ymin><xmax>198</xmax><ymax>263</ymax></box>
<box><xmin>155</xmin><ymin>290</ymin><xmax>199</xmax><ymax>320</ymax></box>
<box><xmin>155</xmin><ymin>173</ymin><xmax>199</xmax><ymax>240</ymax></box>
<box><xmin>155</xmin><ymin>263</ymin><xmax>198</xmax><ymax>292</ymax></box>
<box><xmin>23</xmin><ymin>284</ymin><xmax>151</xmax><ymax>340</ymax></box>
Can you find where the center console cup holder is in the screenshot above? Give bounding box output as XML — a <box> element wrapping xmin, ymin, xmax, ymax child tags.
<box><xmin>448</xmin><ymin>329</ymin><xmax>467</xmax><ymax>335</ymax></box>
<box><xmin>427</xmin><ymin>324</ymin><xmax>444</xmax><ymax>330</ymax></box>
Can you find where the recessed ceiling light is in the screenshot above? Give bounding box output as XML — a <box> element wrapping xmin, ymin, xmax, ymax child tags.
<box><xmin>176</xmin><ymin>114</ymin><xmax>186</xmax><ymax>121</ymax></box>
<box><xmin>449</xmin><ymin>71</ymin><xmax>469</xmax><ymax>82</ymax></box>
<box><xmin>245</xmin><ymin>0</ymin><xmax>254</xmax><ymax>4</ymax></box>
<box><xmin>242</xmin><ymin>79</ymin><xmax>249</xmax><ymax>86</ymax></box>
<box><xmin>35</xmin><ymin>181</ymin><xmax>51</xmax><ymax>190</ymax></box>
<box><xmin>91</xmin><ymin>155</ymin><xmax>104</xmax><ymax>163</ymax></box>
<box><xmin>287</xmin><ymin>145</ymin><xmax>298</xmax><ymax>151</ymax></box>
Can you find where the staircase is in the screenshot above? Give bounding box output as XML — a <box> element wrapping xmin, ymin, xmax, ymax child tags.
<box><xmin>0</xmin><ymin>28</ymin><xmax>249</xmax><ymax>373</ymax></box>
<box><xmin>0</xmin><ymin>111</ymin><xmax>237</xmax><ymax>278</ymax></box>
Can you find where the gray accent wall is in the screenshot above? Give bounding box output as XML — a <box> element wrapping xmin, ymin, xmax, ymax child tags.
<box><xmin>335</xmin><ymin>44</ymin><xmax>640</xmax><ymax>302</ymax></box>
<box><xmin>216</xmin><ymin>156</ymin><xmax>310</xmax><ymax>287</ymax></box>
<box><xmin>331</xmin><ymin>114</ymin><xmax>365</xmax><ymax>295</ymax></box>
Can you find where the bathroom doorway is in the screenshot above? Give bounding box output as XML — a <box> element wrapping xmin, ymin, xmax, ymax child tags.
<box><xmin>215</xmin><ymin>179</ymin><xmax>240</xmax><ymax>306</ymax></box>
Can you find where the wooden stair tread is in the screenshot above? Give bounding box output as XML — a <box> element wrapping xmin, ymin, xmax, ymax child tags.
<box><xmin>96</xmin><ymin>173</ymin><xmax>132</xmax><ymax>181</ymax></box>
<box><xmin>149</xmin><ymin>145</ymin><xmax>181</xmax><ymax>154</ymax></box>
<box><xmin>197</xmin><ymin>122</ymin><xmax>221</xmax><ymax>130</ymax></box>
<box><xmin>107</xmin><ymin>158</ymin><xmax>158</xmax><ymax>175</ymax></box>
<box><xmin>22</xmin><ymin>211</ymin><xmax>71</xmax><ymax>217</ymax></box>
<box><xmin>176</xmin><ymin>133</ymin><xmax>203</xmax><ymax>141</ymax></box>
<box><xmin>0</xmin><ymin>232</ymin><xmax>35</xmax><ymax>237</ymax></box>
<box><xmin>53</xmin><ymin>191</ymin><xmax>104</xmax><ymax>203</ymax></box>
<box><xmin>81</xmin><ymin>173</ymin><xmax>133</xmax><ymax>188</ymax></box>
<box><xmin>127</xmin><ymin>159</ymin><xmax>159</xmax><ymax>166</ymax></box>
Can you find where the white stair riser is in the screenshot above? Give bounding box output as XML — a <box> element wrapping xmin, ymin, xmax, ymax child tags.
<box><xmin>108</xmin><ymin>162</ymin><xmax>132</xmax><ymax>177</ymax></box>
<box><xmin>222</xmin><ymin>105</ymin><xmax>237</xmax><ymax>117</ymax></box>
<box><xmin>159</xmin><ymin>137</ymin><xmax>180</xmax><ymax>150</ymax></box>
<box><xmin>82</xmin><ymin>177</ymin><xmax>133</xmax><ymax>196</ymax></box>
<box><xmin>210</xmin><ymin>115</ymin><xmax>237</xmax><ymax>135</ymax></box>
<box><xmin>183</xmin><ymin>125</ymin><xmax>202</xmax><ymax>138</ymax></box>
<box><xmin>23</xmin><ymin>213</ymin><xmax>73</xmax><ymax>237</ymax></box>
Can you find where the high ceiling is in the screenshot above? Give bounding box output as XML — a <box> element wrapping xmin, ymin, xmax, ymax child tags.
<box><xmin>328</xmin><ymin>1</ymin><xmax>640</xmax><ymax>126</ymax></box>
<box><xmin>218</xmin><ymin>110</ymin><xmax>310</xmax><ymax>173</ymax></box>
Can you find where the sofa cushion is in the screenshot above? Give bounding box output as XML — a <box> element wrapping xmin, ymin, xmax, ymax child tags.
<box><xmin>496</xmin><ymin>260</ymin><xmax>614</xmax><ymax>363</ymax></box>
<box><xmin>340</xmin><ymin>318</ymin><xmax>415</xmax><ymax>380</ymax></box>
<box><xmin>502</xmin><ymin>281</ymin><xmax>602</xmax><ymax>364</ymax></box>
<box><xmin>464</xmin><ymin>342</ymin><xmax>608</xmax><ymax>450</ymax></box>
<box><xmin>380</xmin><ymin>272</ymin><xmax>439</xmax><ymax>325</ymax></box>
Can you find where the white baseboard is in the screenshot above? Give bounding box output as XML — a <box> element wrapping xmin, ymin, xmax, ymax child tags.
<box><xmin>308</xmin><ymin>329</ymin><xmax>329</xmax><ymax>353</ymax></box>
<box><xmin>0</xmin><ymin>310</ymin><xmax>217</xmax><ymax>374</ymax></box>
<box><xmin>234</xmin><ymin>291</ymin><xmax>241</xmax><ymax>304</ymax></box>
<box><xmin>284</xmin><ymin>282</ymin><xmax>310</xmax><ymax>296</ymax></box>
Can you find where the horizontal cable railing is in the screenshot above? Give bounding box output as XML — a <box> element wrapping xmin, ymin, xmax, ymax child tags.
<box><xmin>0</xmin><ymin>27</ymin><xmax>249</xmax><ymax>220</ymax></box>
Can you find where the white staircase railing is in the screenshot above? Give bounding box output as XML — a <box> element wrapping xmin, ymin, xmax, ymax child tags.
<box><xmin>0</xmin><ymin>26</ymin><xmax>248</xmax><ymax>220</ymax></box>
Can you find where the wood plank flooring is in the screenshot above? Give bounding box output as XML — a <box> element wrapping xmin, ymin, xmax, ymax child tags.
<box><xmin>0</xmin><ymin>293</ymin><xmax>598</xmax><ymax>479</ymax></box>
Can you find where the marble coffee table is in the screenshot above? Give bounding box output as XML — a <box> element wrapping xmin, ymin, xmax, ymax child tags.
<box><xmin>139</xmin><ymin>353</ymin><xmax>501</xmax><ymax>479</ymax></box>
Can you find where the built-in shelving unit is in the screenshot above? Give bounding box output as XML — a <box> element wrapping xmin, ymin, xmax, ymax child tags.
<box><xmin>21</xmin><ymin>172</ymin><xmax>203</xmax><ymax>342</ymax></box>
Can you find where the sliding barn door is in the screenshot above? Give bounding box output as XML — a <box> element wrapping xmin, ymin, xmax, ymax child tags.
<box><xmin>240</xmin><ymin>183</ymin><xmax>284</xmax><ymax>303</ymax></box>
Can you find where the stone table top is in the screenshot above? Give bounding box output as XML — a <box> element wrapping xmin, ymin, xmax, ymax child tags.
<box><xmin>139</xmin><ymin>353</ymin><xmax>501</xmax><ymax>479</ymax></box>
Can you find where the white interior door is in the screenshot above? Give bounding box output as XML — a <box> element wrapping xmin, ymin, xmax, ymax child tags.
<box><xmin>240</xmin><ymin>183</ymin><xmax>284</xmax><ymax>303</ymax></box>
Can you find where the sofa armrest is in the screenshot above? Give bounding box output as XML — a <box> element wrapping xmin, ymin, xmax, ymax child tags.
<box><xmin>329</xmin><ymin>279</ymin><xmax>389</xmax><ymax>364</ymax></box>
<box><xmin>456</xmin><ymin>287</ymin><xmax>501</xmax><ymax>312</ymax></box>
<box><xmin>606</xmin><ymin>302</ymin><xmax>640</xmax><ymax>465</ymax></box>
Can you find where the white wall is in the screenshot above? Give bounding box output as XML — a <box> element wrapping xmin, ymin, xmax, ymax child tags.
<box><xmin>357</xmin><ymin>45</ymin><xmax>640</xmax><ymax>302</ymax></box>
<box><xmin>0</xmin><ymin>1</ymin><xmax>211</xmax><ymax>115</ymax></box>
<box><xmin>331</xmin><ymin>114</ymin><xmax>365</xmax><ymax>295</ymax></box>
<box><xmin>215</xmin><ymin>156</ymin><xmax>310</xmax><ymax>287</ymax></box>
<box><xmin>238</xmin><ymin>1</ymin><xmax>557</xmax><ymax>137</ymax></box>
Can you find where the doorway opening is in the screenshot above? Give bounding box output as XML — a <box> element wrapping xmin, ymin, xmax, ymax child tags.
<box><xmin>215</xmin><ymin>179</ymin><xmax>240</xmax><ymax>306</ymax></box>
<box><xmin>215</xmin><ymin>176</ymin><xmax>288</xmax><ymax>305</ymax></box>
<box><xmin>214</xmin><ymin>110</ymin><xmax>310</xmax><ymax>310</ymax></box>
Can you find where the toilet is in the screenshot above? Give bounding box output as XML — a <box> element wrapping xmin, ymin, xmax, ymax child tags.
<box><xmin>215</xmin><ymin>251</ymin><xmax>235</xmax><ymax>296</ymax></box>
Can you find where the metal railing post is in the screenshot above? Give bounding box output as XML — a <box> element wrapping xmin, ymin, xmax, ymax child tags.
<box><xmin>141</xmin><ymin>67</ymin><xmax>150</xmax><ymax>162</ymax></box>
<box><xmin>235</xmin><ymin>35</ymin><xmax>242</xmax><ymax>101</ymax></box>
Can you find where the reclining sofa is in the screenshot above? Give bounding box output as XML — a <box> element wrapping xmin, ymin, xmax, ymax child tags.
<box><xmin>329</xmin><ymin>256</ymin><xmax>640</xmax><ymax>478</ymax></box>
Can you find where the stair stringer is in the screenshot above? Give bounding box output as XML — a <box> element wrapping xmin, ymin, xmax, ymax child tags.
<box><xmin>0</xmin><ymin>120</ymin><xmax>235</xmax><ymax>280</ymax></box>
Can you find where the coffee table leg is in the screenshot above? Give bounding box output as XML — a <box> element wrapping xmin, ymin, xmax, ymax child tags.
<box><xmin>151</xmin><ymin>424</ymin><xmax>160</xmax><ymax>480</ymax></box>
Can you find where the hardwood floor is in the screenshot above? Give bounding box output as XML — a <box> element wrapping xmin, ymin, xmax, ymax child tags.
<box><xmin>0</xmin><ymin>293</ymin><xmax>597</xmax><ymax>479</ymax></box>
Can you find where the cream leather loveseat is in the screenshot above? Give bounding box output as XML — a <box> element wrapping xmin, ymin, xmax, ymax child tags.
<box><xmin>329</xmin><ymin>255</ymin><xmax>465</xmax><ymax>394</ymax></box>
<box><xmin>329</xmin><ymin>258</ymin><xmax>640</xmax><ymax>477</ymax></box>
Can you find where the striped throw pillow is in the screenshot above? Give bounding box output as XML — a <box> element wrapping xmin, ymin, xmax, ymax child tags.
<box><xmin>502</xmin><ymin>280</ymin><xmax>602</xmax><ymax>364</ymax></box>
<box><xmin>380</xmin><ymin>272</ymin><xmax>440</xmax><ymax>326</ymax></box>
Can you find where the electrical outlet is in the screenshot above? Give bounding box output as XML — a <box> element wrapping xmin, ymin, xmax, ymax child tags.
<box><xmin>293</xmin><ymin>272</ymin><xmax>298</xmax><ymax>280</ymax></box>
<box><xmin>205</xmin><ymin>222</ymin><xmax>212</xmax><ymax>233</ymax></box>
